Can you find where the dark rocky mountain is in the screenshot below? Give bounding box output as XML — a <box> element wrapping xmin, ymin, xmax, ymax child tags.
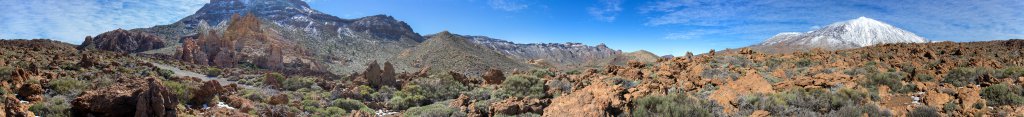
<box><xmin>97</xmin><ymin>0</ymin><xmax>642</xmax><ymax>75</ymax></box>
<box><xmin>78</xmin><ymin>29</ymin><xmax>166</xmax><ymax>53</ymax></box>
<box><xmin>119</xmin><ymin>0</ymin><xmax>425</xmax><ymax>74</ymax></box>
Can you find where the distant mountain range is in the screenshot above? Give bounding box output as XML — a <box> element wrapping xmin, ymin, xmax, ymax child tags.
<box><xmin>748</xmin><ymin>17</ymin><xmax>929</xmax><ymax>53</ymax></box>
<box><xmin>78</xmin><ymin>0</ymin><xmax>650</xmax><ymax>75</ymax></box>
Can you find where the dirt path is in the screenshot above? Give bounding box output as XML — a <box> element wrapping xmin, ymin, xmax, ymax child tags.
<box><xmin>147</xmin><ymin>60</ymin><xmax>268</xmax><ymax>91</ymax></box>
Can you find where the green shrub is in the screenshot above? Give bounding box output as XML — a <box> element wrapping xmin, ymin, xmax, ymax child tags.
<box><xmin>0</xmin><ymin>67</ymin><xmax>13</xmax><ymax>81</ymax></box>
<box><xmin>283</xmin><ymin>77</ymin><xmax>317</xmax><ymax>91</ymax></box>
<box><xmin>498</xmin><ymin>75</ymin><xmax>547</xmax><ymax>98</ymax></box>
<box><xmin>863</xmin><ymin>72</ymin><xmax>912</xmax><ymax>93</ymax></box>
<box><xmin>402</xmin><ymin>104</ymin><xmax>466</xmax><ymax>117</ymax></box>
<box><xmin>795</xmin><ymin>59</ymin><xmax>815</xmax><ymax>68</ymax></box>
<box><xmin>331</xmin><ymin>98</ymin><xmax>369</xmax><ymax>111</ymax></box>
<box><xmin>157</xmin><ymin>69</ymin><xmax>174</xmax><ymax>78</ymax></box>
<box><xmin>736</xmin><ymin>88</ymin><xmax>880</xmax><ymax>116</ymax></box>
<box><xmin>943</xmin><ymin>67</ymin><xmax>985</xmax><ymax>87</ymax></box>
<box><xmin>942</xmin><ymin>102</ymin><xmax>960</xmax><ymax>112</ymax></box>
<box><xmin>907</xmin><ymin>106</ymin><xmax>940</xmax><ymax>117</ymax></box>
<box><xmin>827</xmin><ymin>104</ymin><xmax>889</xmax><ymax>117</ymax></box>
<box><xmin>205</xmin><ymin>67</ymin><xmax>222</xmax><ymax>77</ymax></box>
<box><xmin>980</xmin><ymin>84</ymin><xmax>1024</xmax><ymax>106</ymax></box>
<box><xmin>163</xmin><ymin>80</ymin><xmax>195</xmax><ymax>104</ymax></box>
<box><xmin>388</xmin><ymin>93</ymin><xmax>427</xmax><ymax>110</ymax></box>
<box><xmin>319</xmin><ymin>107</ymin><xmax>347</xmax><ymax>116</ymax></box>
<box><xmin>29</xmin><ymin>96</ymin><xmax>71</xmax><ymax>117</ymax></box>
<box><xmin>47</xmin><ymin>77</ymin><xmax>88</xmax><ymax>96</ymax></box>
<box><xmin>530</xmin><ymin>69</ymin><xmax>555</xmax><ymax>78</ymax></box>
<box><xmin>995</xmin><ymin>66</ymin><xmax>1024</xmax><ymax>79</ymax></box>
<box><xmin>632</xmin><ymin>93</ymin><xmax>714</xmax><ymax>117</ymax></box>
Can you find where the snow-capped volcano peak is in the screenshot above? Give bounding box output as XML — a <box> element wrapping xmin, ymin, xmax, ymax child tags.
<box><xmin>755</xmin><ymin>16</ymin><xmax>928</xmax><ymax>50</ymax></box>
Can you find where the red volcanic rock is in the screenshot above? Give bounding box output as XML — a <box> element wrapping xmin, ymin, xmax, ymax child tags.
<box><xmin>134</xmin><ymin>78</ymin><xmax>179</xmax><ymax>117</ymax></box>
<box><xmin>191</xmin><ymin>80</ymin><xmax>224</xmax><ymax>106</ymax></box>
<box><xmin>482</xmin><ymin>69</ymin><xmax>506</xmax><ymax>85</ymax></box>
<box><xmin>268</xmin><ymin>94</ymin><xmax>289</xmax><ymax>105</ymax></box>
<box><xmin>78</xmin><ymin>29</ymin><xmax>166</xmax><ymax>53</ymax></box>
<box><xmin>16</xmin><ymin>84</ymin><xmax>43</xmax><ymax>102</ymax></box>
<box><xmin>72</xmin><ymin>77</ymin><xmax>178</xmax><ymax>117</ymax></box>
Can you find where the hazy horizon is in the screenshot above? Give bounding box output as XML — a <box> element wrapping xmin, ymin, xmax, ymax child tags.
<box><xmin>1</xmin><ymin>0</ymin><xmax>1022</xmax><ymax>56</ymax></box>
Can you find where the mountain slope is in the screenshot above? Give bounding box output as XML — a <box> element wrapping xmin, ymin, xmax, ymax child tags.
<box><xmin>750</xmin><ymin>17</ymin><xmax>928</xmax><ymax>53</ymax></box>
<box><xmin>399</xmin><ymin>31</ymin><xmax>530</xmax><ymax>75</ymax></box>
<box><xmin>116</xmin><ymin>0</ymin><xmax>426</xmax><ymax>74</ymax></box>
<box><xmin>448</xmin><ymin>34</ymin><xmax>622</xmax><ymax>69</ymax></box>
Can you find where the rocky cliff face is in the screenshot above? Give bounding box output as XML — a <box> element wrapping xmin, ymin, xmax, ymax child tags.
<box><xmin>446</xmin><ymin>34</ymin><xmax>623</xmax><ymax>69</ymax></box>
<box><xmin>175</xmin><ymin>13</ymin><xmax>296</xmax><ymax>72</ymax></box>
<box><xmin>78</xmin><ymin>29</ymin><xmax>166</xmax><ymax>53</ymax></box>
<box><xmin>126</xmin><ymin>0</ymin><xmax>423</xmax><ymax>74</ymax></box>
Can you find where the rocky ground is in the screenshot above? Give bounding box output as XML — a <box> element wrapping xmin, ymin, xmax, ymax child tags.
<box><xmin>3</xmin><ymin>38</ymin><xmax>1024</xmax><ymax>116</ymax></box>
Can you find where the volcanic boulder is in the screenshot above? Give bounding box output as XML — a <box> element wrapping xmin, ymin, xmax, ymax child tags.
<box><xmin>482</xmin><ymin>69</ymin><xmax>506</xmax><ymax>85</ymax></box>
<box><xmin>191</xmin><ymin>80</ymin><xmax>225</xmax><ymax>106</ymax></box>
<box><xmin>78</xmin><ymin>29</ymin><xmax>166</xmax><ymax>53</ymax></box>
<box><xmin>16</xmin><ymin>84</ymin><xmax>43</xmax><ymax>102</ymax></box>
<box><xmin>72</xmin><ymin>77</ymin><xmax>178</xmax><ymax>117</ymax></box>
<box><xmin>134</xmin><ymin>78</ymin><xmax>179</xmax><ymax>117</ymax></box>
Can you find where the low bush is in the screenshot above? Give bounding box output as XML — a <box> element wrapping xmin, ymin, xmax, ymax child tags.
<box><xmin>157</xmin><ymin>69</ymin><xmax>174</xmax><ymax>79</ymax></box>
<box><xmin>498</xmin><ymin>75</ymin><xmax>547</xmax><ymax>98</ymax></box>
<box><xmin>943</xmin><ymin>67</ymin><xmax>986</xmax><ymax>87</ymax></box>
<box><xmin>863</xmin><ymin>72</ymin><xmax>913</xmax><ymax>93</ymax></box>
<box><xmin>632</xmin><ymin>93</ymin><xmax>715</xmax><ymax>117</ymax></box>
<box><xmin>735</xmin><ymin>88</ymin><xmax>882</xmax><ymax>116</ymax></box>
<box><xmin>402</xmin><ymin>103</ymin><xmax>467</xmax><ymax>117</ymax></box>
<box><xmin>907</xmin><ymin>106</ymin><xmax>940</xmax><ymax>117</ymax></box>
<box><xmin>390</xmin><ymin>74</ymin><xmax>467</xmax><ymax>109</ymax></box>
<box><xmin>980</xmin><ymin>84</ymin><xmax>1024</xmax><ymax>106</ymax></box>
<box><xmin>283</xmin><ymin>77</ymin><xmax>317</xmax><ymax>91</ymax></box>
<box><xmin>332</xmin><ymin>98</ymin><xmax>369</xmax><ymax>111</ymax></box>
<box><xmin>0</xmin><ymin>67</ymin><xmax>13</xmax><ymax>81</ymax></box>
<box><xmin>205</xmin><ymin>67</ymin><xmax>222</xmax><ymax>77</ymax></box>
<box><xmin>29</xmin><ymin>95</ymin><xmax>71</xmax><ymax>117</ymax></box>
<box><xmin>47</xmin><ymin>77</ymin><xmax>89</xmax><ymax>96</ymax></box>
<box><xmin>163</xmin><ymin>80</ymin><xmax>196</xmax><ymax>104</ymax></box>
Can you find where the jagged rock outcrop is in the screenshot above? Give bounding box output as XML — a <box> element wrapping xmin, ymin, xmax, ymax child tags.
<box><xmin>72</xmin><ymin>77</ymin><xmax>178</xmax><ymax>117</ymax></box>
<box><xmin>78</xmin><ymin>29</ymin><xmax>166</xmax><ymax>53</ymax></box>
<box><xmin>491</xmin><ymin>97</ymin><xmax>548</xmax><ymax>115</ymax></box>
<box><xmin>191</xmin><ymin>80</ymin><xmax>224</xmax><ymax>106</ymax></box>
<box><xmin>134</xmin><ymin>78</ymin><xmax>179</xmax><ymax>117</ymax></box>
<box><xmin>542</xmin><ymin>78</ymin><xmax>626</xmax><ymax>117</ymax></box>
<box><xmin>175</xmin><ymin>13</ymin><xmax>290</xmax><ymax>70</ymax></box>
<box><xmin>2</xmin><ymin>96</ymin><xmax>34</xmax><ymax>117</ymax></box>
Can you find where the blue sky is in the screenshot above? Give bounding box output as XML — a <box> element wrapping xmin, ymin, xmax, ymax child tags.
<box><xmin>1</xmin><ymin>0</ymin><xmax>1022</xmax><ymax>56</ymax></box>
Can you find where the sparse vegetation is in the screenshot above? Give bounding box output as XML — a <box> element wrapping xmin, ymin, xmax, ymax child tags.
<box><xmin>205</xmin><ymin>67</ymin><xmax>223</xmax><ymax>77</ymax></box>
<box><xmin>632</xmin><ymin>93</ymin><xmax>715</xmax><ymax>117</ymax></box>
<box><xmin>981</xmin><ymin>84</ymin><xmax>1024</xmax><ymax>106</ymax></box>
<box><xmin>498</xmin><ymin>75</ymin><xmax>547</xmax><ymax>99</ymax></box>
<box><xmin>47</xmin><ymin>77</ymin><xmax>89</xmax><ymax>96</ymax></box>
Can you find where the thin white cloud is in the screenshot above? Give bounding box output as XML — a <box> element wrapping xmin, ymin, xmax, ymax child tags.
<box><xmin>488</xmin><ymin>0</ymin><xmax>530</xmax><ymax>11</ymax></box>
<box><xmin>642</xmin><ymin>0</ymin><xmax>1024</xmax><ymax>42</ymax></box>
<box><xmin>0</xmin><ymin>0</ymin><xmax>206</xmax><ymax>44</ymax></box>
<box><xmin>588</xmin><ymin>0</ymin><xmax>623</xmax><ymax>22</ymax></box>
